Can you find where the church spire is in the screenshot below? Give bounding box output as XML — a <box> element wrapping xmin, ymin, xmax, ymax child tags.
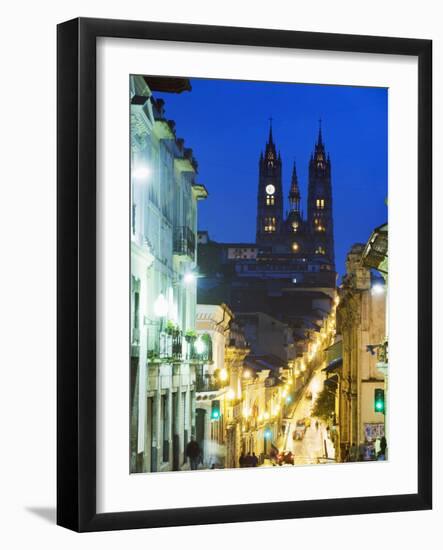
<box><xmin>268</xmin><ymin>117</ymin><xmax>274</xmax><ymax>145</ymax></box>
<box><xmin>289</xmin><ymin>160</ymin><xmax>301</xmax><ymax>212</ymax></box>
<box><xmin>264</xmin><ymin>117</ymin><xmax>277</xmax><ymax>160</ymax></box>
<box><xmin>257</xmin><ymin>122</ymin><xmax>283</xmax><ymax>246</ymax></box>
<box><xmin>317</xmin><ymin>118</ymin><xmax>323</xmax><ymax>147</ymax></box>
<box><xmin>311</xmin><ymin>119</ymin><xmax>328</xmax><ymax>171</ymax></box>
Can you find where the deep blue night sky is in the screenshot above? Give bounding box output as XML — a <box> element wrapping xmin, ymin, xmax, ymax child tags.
<box><xmin>154</xmin><ymin>78</ymin><xmax>387</xmax><ymax>278</ymax></box>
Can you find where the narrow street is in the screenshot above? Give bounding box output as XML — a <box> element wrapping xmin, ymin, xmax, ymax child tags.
<box><xmin>264</xmin><ymin>365</ymin><xmax>336</xmax><ymax>466</ymax></box>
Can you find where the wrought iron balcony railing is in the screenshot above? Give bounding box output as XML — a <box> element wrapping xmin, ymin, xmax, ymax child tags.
<box><xmin>173</xmin><ymin>226</ymin><xmax>196</xmax><ymax>260</ymax></box>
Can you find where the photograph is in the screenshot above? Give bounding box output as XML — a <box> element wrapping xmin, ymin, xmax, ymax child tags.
<box><xmin>130</xmin><ymin>74</ymin><xmax>388</xmax><ymax>474</ymax></box>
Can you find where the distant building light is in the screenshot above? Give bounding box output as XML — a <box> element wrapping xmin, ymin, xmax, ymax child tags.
<box><xmin>227</xmin><ymin>388</ymin><xmax>235</xmax><ymax>400</ymax></box>
<box><xmin>292</xmin><ymin>278</ymin><xmax>297</xmax><ymax>284</ymax></box>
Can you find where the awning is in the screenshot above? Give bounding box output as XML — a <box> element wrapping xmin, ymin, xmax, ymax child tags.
<box><xmin>324</xmin><ymin>374</ymin><xmax>339</xmax><ymax>388</ymax></box>
<box><xmin>323</xmin><ymin>357</ymin><xmax>343</xmax><ymax>373</ymax></box>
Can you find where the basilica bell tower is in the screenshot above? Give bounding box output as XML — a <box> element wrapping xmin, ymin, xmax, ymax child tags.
<box><xmin>307</xmin><ymin>122</ymin><xmax>335</xmax><ymax>269</ymax></box>
<box><xmin>256</xmin><ymin>124</ymin><xmax>284</xmax><ymax>246</ymax></box>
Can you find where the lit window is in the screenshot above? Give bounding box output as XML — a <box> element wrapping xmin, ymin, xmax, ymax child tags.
<box><xmin>315</xmin><ymin>246</ymin><xmax>325</xmax><ymax>255</ymax></box>
<box><xmin>264</xmin><ymin>217</ymin><xmax>276</xmax><ymax>233</ymax></box>
<box><xmin>266</xmin><ymin>195</ymin><xmax>275</xmax><ymax>206</ymax></box>
<box><xmin>316</xmin><ymin>224</ymin><xmax>325</xmax><ymax>232</ymax></box>
<box><xmin>292</xmin><ymin>222</ymin><xmax>298</xmax><ymax>232</ymax></box>
<box><xmin>292</xmin><ymin>242</ymin><xmax>299</xmax><ymax>252</ymax></box>
<box><xmin>316</xmin><ymin>199</ymin><xmax>325</xmax><ymax>209</ymax></box>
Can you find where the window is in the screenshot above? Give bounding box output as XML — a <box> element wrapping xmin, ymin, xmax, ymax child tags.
<box><xmin>315</xmin><ymin>246</ymin><xmax>326</xmax><ymax>255</ymax></box>
<box><xmin>292</xmin><ymin>221</ymin><xmax>298</xmax><ymax>232</ymax></box>
<box><xmin>264</xmin><ymin>217</ymin><xmax>276</xmax><ymax>232</ymax></box>
<box><xmin>266</xmin><ymin>195</ymin><xmax>275</xmax><ymax>206</ymax></box>
<box><xmin>316</xmin><ymin>199</ymin><xmax>325</xmax><ymax>209</ymax></box>
<box><xmin>292</xmin><ymin>242</ymin><xmax>299</xmax><ymax>252</ymax></box>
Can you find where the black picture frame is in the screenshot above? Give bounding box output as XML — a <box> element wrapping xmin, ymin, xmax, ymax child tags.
<box><xmin>57</xmin><ymin>17</ymin><xmax>432</xmax><ymax>532</ymax></box>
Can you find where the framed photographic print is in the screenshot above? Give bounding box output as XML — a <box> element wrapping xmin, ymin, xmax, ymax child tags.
<box><xmin>57</xmin><ymin>17</ymin><xmax>432</xmax><ymax>532</ymax></box>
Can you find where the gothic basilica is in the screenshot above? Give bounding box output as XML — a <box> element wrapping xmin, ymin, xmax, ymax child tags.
<box><xmin>255</xmin><ymin>123</ymin><xmax>336</xmax><ymax>284</ymax></box>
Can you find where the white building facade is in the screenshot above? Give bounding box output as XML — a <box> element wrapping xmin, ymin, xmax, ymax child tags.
<box><xmin>130</xmin><ymin>75</ymin><xmax>207</xmax><ymax>472</ymax></box>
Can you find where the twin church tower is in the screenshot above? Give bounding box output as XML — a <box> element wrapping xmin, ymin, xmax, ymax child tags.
<box><xmin>256</xmin><ymin>123</ymin><xmax>335</xmax><ymax>273</ymax></box>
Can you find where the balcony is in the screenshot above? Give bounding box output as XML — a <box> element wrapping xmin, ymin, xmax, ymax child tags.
<box><xmin>147</xmin><ymin>329</ymin><xmax>183</xmax><ymax>362</ymax></box>
<box><xmin>195</xmin><ymin>374</ymin><xmax>219</xmax><ymax>392</ymax></box>
<box><xmin>173</xmin><ymin>226</ymin><xmax>195</xmax><ymax>260</ymax></box>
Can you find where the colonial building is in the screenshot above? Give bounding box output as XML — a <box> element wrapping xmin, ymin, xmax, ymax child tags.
<box><xmin>334</xmin><ymin>243</ymin><xmax>386</xmax><ymax>461</ymax></box>
<box><xmin>130</xmin><ymin>75</ymin><xmax>208</xmax><ymax>473</ymax></box>
<box><xmin>195</xmin><ymin>304</ymin><xmax>249</xmax><ymax>469</ymax></box>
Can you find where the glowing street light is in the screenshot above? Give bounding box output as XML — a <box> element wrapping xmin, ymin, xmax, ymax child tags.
<box><xmin>227</xmin><ymin>388</ymin><xmax>236</xmax><ymax>400</ymax></box>
<box><xmin>371</xmin><ymin>283</ymin><xmax>385</xmax><ymax>296</ymax></box>
<box><xmin>219</xmin><ymin>368</ymin><xmax>228</xmax><ymax>382</ymax></box>
<box><xmin>183</xmin><ymin>271</ymin><xmax>196</xmax><ymax>285</ymax></box>
<box><xmin>194</xmin><ymin>337</ymin><xmax>206</xmax><ymax>355</ymax></box>
<box><xmin>133</xmin><ymin>164</ymin><xmax>151</xmax><ymax>181</ymax></box>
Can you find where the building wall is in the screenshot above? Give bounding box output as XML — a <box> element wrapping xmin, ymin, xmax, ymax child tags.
<box><xmin>337</xmin><ymin>245</ymin><xmax>386</xmax><ymax>459</ymax></box>
<box><xmin>130</xmin><ymin>75</ymin><xmax>205</xmax><ymax>473</ymax></box>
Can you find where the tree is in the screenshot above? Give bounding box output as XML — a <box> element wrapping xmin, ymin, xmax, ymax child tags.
<box><xmin>312</xmin><ymin>386</ymin><xmax>336</xmax><ymax>421</ymax></box>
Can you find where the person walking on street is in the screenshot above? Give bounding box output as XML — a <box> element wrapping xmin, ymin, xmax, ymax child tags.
<box><xmin>315</xmin><ymin>420</ymin><xmax>319</xmax><ymax>430</ymax></box>
<box><xmin>250</xmin><ymin>452</ymin><xmax>259</xmax><ymax>467</ymax></box>
<box><xmin>185</xmin><ymin>437</ymin><xmax>201</xmax><ymax>470</ymax></box>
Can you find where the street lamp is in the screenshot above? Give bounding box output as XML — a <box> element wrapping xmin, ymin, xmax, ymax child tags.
<box><xmin>133</xmin><ymin>164</ymin><xmax>151</xmax><ymax>181</ymax></box>
<box><xmin>371</xmin><ymin>283</ymin><xmax>385</xmax><ymax>296</ymax></box>
<box><xmin>183</xmin><ymin>271</ymin><xmax>197</xmax><ymax>285</ymax></box>
<box><xmin>219</xmin><ymin>368</ymin><xmax>228</xmax><ymax>382</ymax></box>
<box><xmin>194</xmin><ymin>336</ymin><xmax>206</xmax><ymax>355</ymax></box>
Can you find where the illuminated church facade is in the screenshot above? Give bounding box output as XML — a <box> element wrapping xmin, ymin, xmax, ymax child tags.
<box><xmin>256</xmin><ymin>124</ymin><xmax>335</xmax><ymax>276</ymax></box>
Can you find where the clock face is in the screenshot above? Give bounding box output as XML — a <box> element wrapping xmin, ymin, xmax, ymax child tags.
<box><xmin>265</xmin><ymin>184</ymin><xmax>275</xmax><ymax>195</ymax></box>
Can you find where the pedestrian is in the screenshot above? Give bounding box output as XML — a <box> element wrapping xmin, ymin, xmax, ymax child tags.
<box><xmin>269</xmin><ymin>443</ymin><xmax>279</xmax><ymax>464</ymax></box>
<box><xmin>377</xmin><ymin>436</ymin><xmax>387</xmax><ymax>460</ymax></box>
<box><xmin>315</xmin><ymin>420</ymin><xmax>319</xmax><ymax>430</ymax></box>
<box><xmin>239</xmin><ymin>452</ymin><xmax>246</xmax><ymax>468</ymax></box>
<box><xmin>185</xmin><ymin>437</ymin><xmax>201</xmax><ymax>470</ymax></box>
<box><xmin>244</xmin><ymin>452</ymin><xmax>252</xmax><ymax>467</ymax></box>
<box><xmin>250</xmin><ymin>452</ymin><xmax>259</xmax><ymax>467</ymax></box>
